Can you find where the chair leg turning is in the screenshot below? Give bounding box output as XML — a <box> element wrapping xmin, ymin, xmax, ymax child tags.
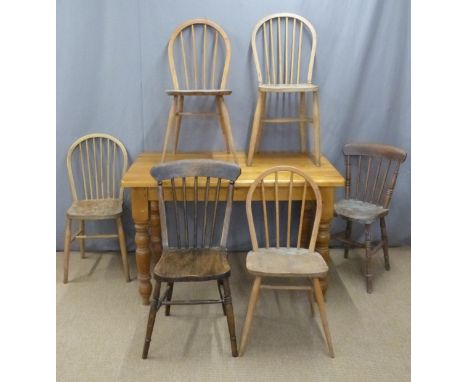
<box><xmin>165</xmin><ymin>282</ymin><xmax>174</xmax><ymax>316</ymax></box>
<box><xmin>173</xmin><ymin>96</ymin><xmax>184</xmax><ymax>154</ymax></box>
<box><xmin>79</xmin><ymin>220</ymin><xmax>85</xmax><ymax>258</ymax></box>
<box><xmin>239</xmin><ymin>276</ymin><xmax>262</xmax><ymax>356</ymax></box>
<box><xmin>217</xmin><ymin>280</ymin><xmax>227</xmax><ymax>316</ymax></box>
<box><xmin>63</xmin><ymin>217</ymin><xmax>72</xmax><ymax>284</ymax></box>
<box><xmin>116</xmin><ymin>216</ymin><xmax>130</xmax><ymax>282</ymax></box>
<box><xmin>344</xmin><ymin>220</ymin><xmax>352</xmax><ymax>259</ymax></box>
<box><xmin>161</xmin><ymin>97</ymin><xmax>177</xmax><ymax>163</ymax></box>
<box><xmin>313</xmin><ymin>278</ymin><xmax>335</xmax><ymax>358</ymax></box>
<box><xmin>247</xmin><ymin>93</ymin><xmax>265</xmax><ymax>166</ymax></box>
<box><xmin>142</xmin><ymin>280</ymin><xmax>162</xmax><ymax>359</ymax></box>
<box><xmin>222</xmin><ymin>278</ymin><xmax>238</xmax><ymax>357</ymax></box>
<box><xmin>380</xmin><ymin>217</ymin><xmax>390</xmax><ymax>271</ymax></box>
<box><xmin>364</xmin><ymin>224</ymin><xmax>373</xmax><ymax>293</ymax></box>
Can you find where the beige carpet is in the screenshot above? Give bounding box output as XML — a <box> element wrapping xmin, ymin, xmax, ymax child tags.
<box><xmin>57</xmin><ymin>247</ymin><xmax>410</xmax><ymax>382</ymax></box>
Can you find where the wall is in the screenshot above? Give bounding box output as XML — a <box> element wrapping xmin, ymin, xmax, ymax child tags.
<box><xmin>57</xmin><ymin>0</ymin><xmax>410</xmax><ymax>251</ymax></box>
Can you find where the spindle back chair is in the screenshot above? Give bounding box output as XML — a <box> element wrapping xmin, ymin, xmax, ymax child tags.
<box><xmin>333</xmin><ymin>143</ymin><xmax>407</xmax><ymax>293</ymax></box>
<box><xmin>247</xmin><ymin>13</ymin><xmax>321</xmax><ymax>167</ymax></box>
<box><xmin>63</xmin><ymin>133</ymin><xmax>130</xmax><ymax>283</ymax></box>
<box><xmin>161</xmin><ymin>19</ymin><xmax>238</xmax><ymax>163</ymax></box>
<box><xmin>239</xmin><ymin>166</ymin><xmax>334</xmax><ymax>358</ymax></box>
<box><xmin>251</xmin><ymin>13</ymin><xmax>317</xmax><ymax>86</ymax></box>
<box><xmin>246</xmin><ymin>166</ymin><xmax>322</xmax><ymax>253</ymax></box>
<box><xmin>142</xmin><ymin>159</ymin><xmax>241</xmax><ymax>359</ymax></box>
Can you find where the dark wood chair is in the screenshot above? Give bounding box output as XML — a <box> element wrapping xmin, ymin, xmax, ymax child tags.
<box><xmin>332</xmin><ymin>143</ymin><xmax>407</xmax><ymax>293</ymax></box>
<box><xmin>239</xmin><ymin>166</ymin><xmax>334</xmax><ymax>358</ymax></box>
<box><xmin>142</xmin><ymin>159</ymin><xmax>241</xmax><ymax>359</ymax></box>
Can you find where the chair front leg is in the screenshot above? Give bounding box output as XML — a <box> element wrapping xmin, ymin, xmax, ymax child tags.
<box><xmin>161</xmin><ymin>97</ymin><xmax>178</xmax><ymax>163</ymax></box>
<box><xmin>299</xmin><ymin>92</ymin><xmax>307</xmax><ymax>152</ymax></box>
<box><xmin>364</xmin><ymin>224</ymin><xmax>373</xmax><ymax>293</ymax></box>
<box><xmin>217</xmin><ymin>280</ymin><xmax>227</xmax><ymax>316</ymax></box>
<box><xmin>311</xmin><ymin>91</ymin><xmax>321</xmax><ymax>166</ymax></box>
<box><xmin>222</xmin><ymin>278</ymin><xmax>238</xmax><ymax>357</ymax></box>
<box><xmin>165</xmin><ymin>282</ymin><xmax>174</xmax><ymax>316</ymax></box>
<box><xmin>116</xmin><ymin>216</ymin><xmax>130</xmax><ymax>282</ymax></box>
<box><xmin>142</xmin><ymin>280</ymin><xmax>162</xmax><ymax>359</ymax></box>
<box><xmin>216</xmin><ymin>96</ymin><xmax>239</xmax><ymax>164</ymax></box>
<box><xmin>344</xmin><ymin>220</ymin><xmax>353</xmax><ymax>259</ymax></box>
<box><xmin>380</xmin><ymin>217</ymin><xmax>390</xmax><ymax>270</ymax></box>
<box><xmin>79</xmin><ymin>220</ymin><xmax>85</xmax><ymax>258</ymax></box>
<box><xmin>239</xmin><ymin>276</ymin><xmax>261</xmax><ymax>356</ymax></box>
<box><xmin>173</xmin><ymin>96</ymin><xmax>184</xmax><ymax>154</ymax></box>
<box><xmin>247</xmin><ymin>92</ymin><xmax>265</xmax><ymax>166</ymax></box>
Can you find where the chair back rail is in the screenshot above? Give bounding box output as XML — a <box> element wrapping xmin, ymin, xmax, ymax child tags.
<box><xmin>245</xmin><ymin>166</ymin><xmax>322</xmax><ymax>252</ymax></box>
<box><xmin>66</xmin><ymin>133</ymin><xmax>128</xmax><ymax>202</ymax></box>
<box><xmin>251</xmin><ymin>13</ymin><xmax>317</xmax><ymax>85</ymax></box>
<box><xmin>343</xmin><ymin>143</ymin><xmax>407</xmax><ymax>208</ymax></box>
<box><xmin>168</xmin><ymin>19</ymin><xmax>231</xmax><ymax>90</ymax></box>
<box><xmin>151</xmin><ymin>159</ymin><xmax>241</xmax><ymax>249</ymax></box>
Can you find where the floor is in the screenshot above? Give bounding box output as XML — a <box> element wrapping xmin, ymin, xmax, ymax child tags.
<box><xmin>57</xmin><ymin>247</ymin><xmax>410</xmax><ymax>382</ymax></box>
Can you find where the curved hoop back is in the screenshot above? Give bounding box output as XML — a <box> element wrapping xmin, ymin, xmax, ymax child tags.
<box><xmin>168</xmin><ymin>19</ymin><xmax>231</xmax><ymax>90</ymax></box>
<box><xmin>246</xmin><ymin>166</ymin><xmax>322</xmax><ymax>252</ymax></box>
<box><xmin>343</xmin><ymin>143</ymin><xmax>407</xmax><ymax>208</ymax></box>
<box><xmin>251</xmin><ymin>13</ymin><xmax>317</xmax><ymax>85</ymax></box>
<box><xmin>66</xmin><ymin>133</ymin><xmax>128</xmax><ymax>202</ymax></box>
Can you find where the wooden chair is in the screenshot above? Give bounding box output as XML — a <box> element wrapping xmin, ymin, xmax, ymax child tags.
<box><xmin>246</xmin><ymin>13</ymin><xmax>321</xmax><ymax>166</ymax></box>
<box><xmin>160</xmin><ymin>19</ymin><xmax>238</xmax><ymax>164</ymax></box>
<box><xmin>332</xmin><ymin>143</ymin><xmax>407</xmax><ymax>293</ymax></box>
<box><xmin>239</xmin><ymin>166</ymin><xmax>334</xmax><ymax>358</ymax></box>
<box><xmin>142</xmin><ymin>159</ymin><xmax>241</xmax><ymax>359</ymax></box>
<box><xmin>63</xmin><ymin>133</ymin><xmax>130</xmax><ymax>283</ymax></box>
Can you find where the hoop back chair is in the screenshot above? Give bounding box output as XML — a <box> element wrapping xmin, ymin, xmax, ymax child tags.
<box><xmin>246</xmin><ymin>13</ymin><xmax>321</xmax><ymax>166</ymax></box>
<box><xmin>142</xmin><ymin>159</ymin><xmax>241</xmax><ymax>359</ymax></box>
<box><xmin>161</xmin><ymin>19</ymin><xmax>238</xmax><ymax>163</ymax></box>
<box><xmin>63</xmin><ymin>133</ymin><xmax>130</xmax><ymax>283</ymax></box>
<box><xmin>239</xmin><ymin>166</ymin><xmax>334</xmax><ymax>358</ymax></box>
<box><xmin>333</xmin><ymin>143</ymin><xmax>407</xmax><ymax>293</ymax></box>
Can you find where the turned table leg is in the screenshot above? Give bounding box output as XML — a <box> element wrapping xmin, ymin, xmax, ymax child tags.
<box><xmin>132</xmin><ymin>188</ymin><xmax>152</xmax><ymax>305</ymax></box>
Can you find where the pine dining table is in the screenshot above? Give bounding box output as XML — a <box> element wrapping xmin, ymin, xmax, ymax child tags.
<box><xmin>121</xmin><ymin>152</ymin><xmax>345</xmax><ymax>305</ymax></box>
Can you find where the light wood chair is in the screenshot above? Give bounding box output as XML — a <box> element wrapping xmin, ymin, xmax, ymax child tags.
<box><xmin>63</xmin><ymin>133</ymin><xmax>130</xmax><ymax>283</ymax></box>
<box><xmin>142</xmin><ymin>159</ymin><xmax>241</xmax><ymax>359</ymax></box>
<box><xmin>239</xmin><ymin>166</ymin><xmax>334</xmax><ymax>358</ymax></box>
<box><xmin>246</xmin><ymin>13</ymin><xmax>321</xmax><ymax>166</ymax></box>
<box><xmin>332</xmin><ymin>143</ymin><xmax>407</xmax><ymax>293</ymax></box>
<box><xmin>160</xmin><ymin>19</ymin><xmax>238</xmax><ymax>164</ymax></box>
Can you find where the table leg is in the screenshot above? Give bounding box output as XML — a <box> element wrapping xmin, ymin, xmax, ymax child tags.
<box><xmin>150</xmin><ymin>201</ymin><xmax>162</xmax><ymax>265</ymax></box>
<box><xmin>132</xmin><ymin>188</ymin><xmax>152</xmax><ymax>305</ymax></box>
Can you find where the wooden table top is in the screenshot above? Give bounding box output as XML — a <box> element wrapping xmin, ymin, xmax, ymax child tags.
<box><xmin>121</xmin><ymin>152</ymin><xmax>345</xmax><ymax>188</ymax></box>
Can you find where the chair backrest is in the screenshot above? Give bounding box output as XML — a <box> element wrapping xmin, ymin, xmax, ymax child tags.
<box><xmin>245</xmin><ymin>166</ymin><xmax>322</xmax><ymax>252</ymax></box>
<box><xmin>251</xmin><ymin>13</ymin><xmax>317</xmax><ymax>85</ymax></box>
<box><xmin>151</xmin><ymin>159</ymin><xmax>241</xmax><ymax>249</ymax></box>
<box><xmin>168</xmin><ymin>19</ymin><xmax>231</xmax><ymax>90</ymax></box>
<box><xmin>66</xmin><ymin>133</ymin><xmax>128</xmax><ymax>202</ymax></box>
<box><xmin>343</xmin><ymin>143</ymin><xmax>407</xmax><ymax>209</ymax></box>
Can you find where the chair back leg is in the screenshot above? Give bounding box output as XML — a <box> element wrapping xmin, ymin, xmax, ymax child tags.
<box><xmin>142</xmin><ymin>280</ymin><xmax>162</xmax><ymax>359</ymax></box>
<box><xmin>116</xmin><ymin>216</ymin><xmax>130</xmax><ymax>282</ymax></box>
<box><xmin>79</xmin><ymin>220</ymin><xmax>85</xmax><ymax>258</ymax></box>
<box><xmin>312</xmin><ymin>277</ymin><xmax>335</xmax><ymax>358</ymax></box>
<box><xmin>380</xmin><ymin>217</ymin><xmax>390</xmax><ymax>270</ymax></box>
<box><xmin>63</xmin><ymin>218</ymin><xmax>72</xmax><ymax>284</ymax></box>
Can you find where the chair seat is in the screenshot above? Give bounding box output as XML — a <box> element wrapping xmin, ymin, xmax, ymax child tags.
<box><xmin>258</xmin><ymin>83</ymin><xmax>319</xmax><ymax>93</ymax></box>
<box><xmin>154</xmin><ymin>248</ymin><xmax>231</xmax><ymax>281</ymax></box>
<box><xmin>66</xmin><ymin>199</ymin><xmax>122</xmax><ymax>220</ymax></box>
<box><xmin>246</xmin><ymin>247</ymin><xmax>328</xmax><ymax>277</ymax></box>
<box><xmin>334</xmin><ymin>199</ymin><xmax>388</xmax><ymax>224</ymax></box>
<box><xmin>166</xmin><ymin>89</ymin><xmax>232</xmax><ymax>96</ymax></box>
